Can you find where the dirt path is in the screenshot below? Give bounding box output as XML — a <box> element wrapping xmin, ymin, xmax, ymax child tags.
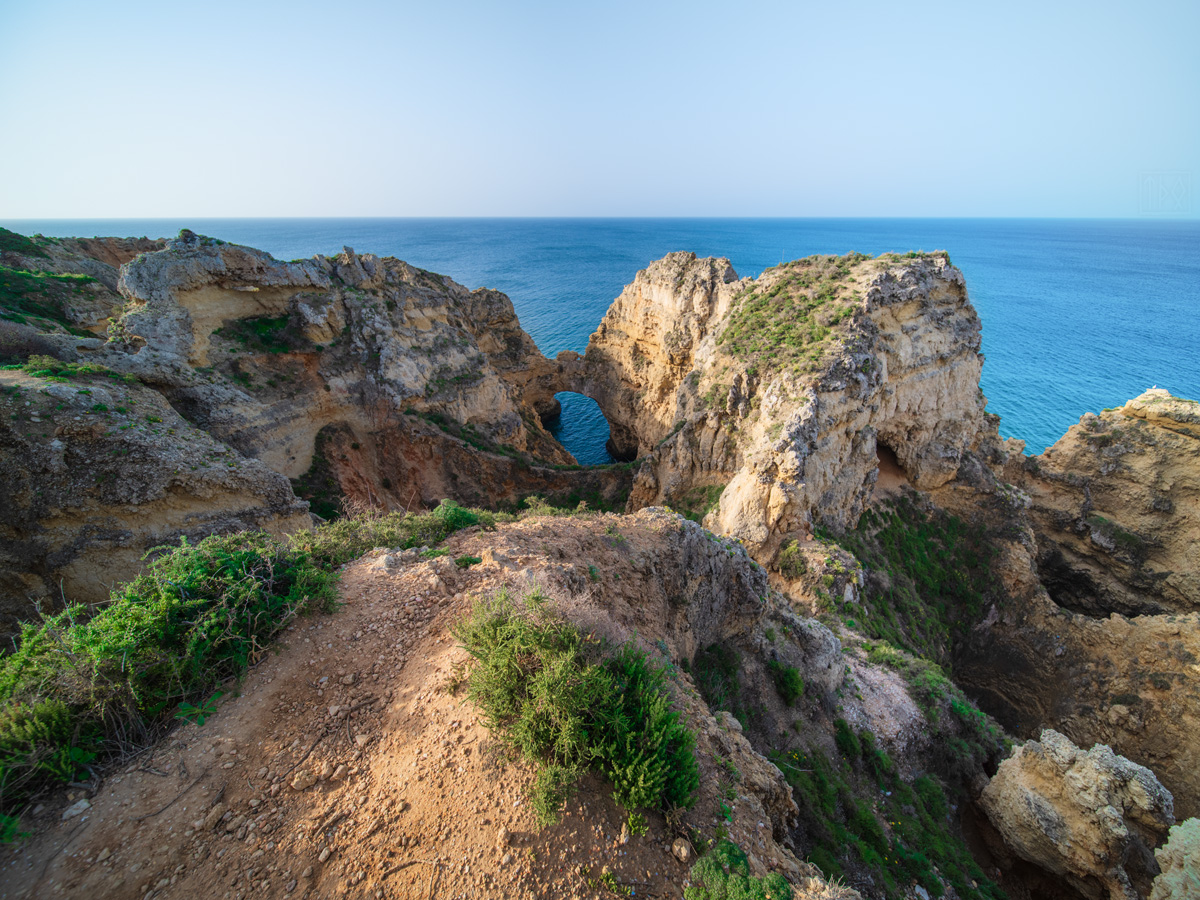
<box><xmin>3</xmin><ymin>513</ymin><xmax>813</xmax><ymax>900</ymax></box>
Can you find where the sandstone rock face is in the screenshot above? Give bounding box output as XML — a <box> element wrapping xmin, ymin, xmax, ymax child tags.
<box><xmin>0</xmin><ymin>369</ymin><xmax>310</xmax><ymax>633</ymax></box>
<box><xmin>110</xmin><ymin>231</ymin><xmax>571</xmax><ymax>478</ymax></box>
<box><xmin>565</xmin><ymin>252</ymin><xmax>984</xmax><ymax>556</ymax></box>
<box><xmin>980</xmin><ymin>729</ymin><xmax>1175</xmax><ymax>900</ymax></box>
<box><xmin>1149</xmin><ymin>818</ymin><xmax>1200</xmax><ymax>900</ymax></box>
<box><xmin>0</xmin><ymin>230</ymin><xmax>630</xmax><ymax>623</ymax></box>
<box><xmin>1028</xmin><ymin>390</ymin><xmax>1200</xmax><ymax>618</ymax></box>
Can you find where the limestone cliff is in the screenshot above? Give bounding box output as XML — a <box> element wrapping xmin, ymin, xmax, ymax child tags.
<box><xmin>0</xmin><ymin>367</ymin><xmax>310</xmax><ymax>633</ymax></box>
<box><xmin>0</xmin><ymin>230</ymin><xmax>630</xmax><ymax>623</ymax></box>
<box><xmin>563</xmin><ymin>251</ymin><xmax>984</xmax><ymax>557</ymax></box>
<box><xmin>1028</xmin><ymin>389</ymin><xmax>1200</xmax><ymax>618</ymax></box>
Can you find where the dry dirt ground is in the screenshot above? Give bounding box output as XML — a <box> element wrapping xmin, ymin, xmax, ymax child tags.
<box><xmin>2</xmin><ymin>512</ymin><xmax>832</xmax><ymax>900</ymax></box>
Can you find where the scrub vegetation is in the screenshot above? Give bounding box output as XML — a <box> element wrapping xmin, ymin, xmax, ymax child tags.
<box><xmin>0</xmin><ymin>500</ymin><xmax>493</xmax><ymax>812</ymax></box>
<box><xmin>453</xmin><ymin>588</ymin><xmax>699</xmax><ymax>826</ymax></box>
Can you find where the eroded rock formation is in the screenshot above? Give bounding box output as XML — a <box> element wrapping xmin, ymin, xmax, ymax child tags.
<box><xmin>559</xmin><ymin>251</ymin><xmax>984</xmax><ymax>556</ymax></box>
<box><xmin>979</xmin><ymin>729</ymin><xmax>1174</xmax><ymax>900</ymax></box>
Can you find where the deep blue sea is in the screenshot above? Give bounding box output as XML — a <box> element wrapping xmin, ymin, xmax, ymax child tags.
<box><xmin>4</xmin><ymin>218</ymin><xmax>1198</xmax><ymax>464</ymax></box>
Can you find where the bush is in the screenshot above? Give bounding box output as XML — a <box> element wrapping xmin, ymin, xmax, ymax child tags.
<box><xmin>0</xmin><ymin>499</ymin><xmax>493</xmax><ymax>813</ymax></box>
<box><xmin>0</xmin><ymin>532</ymin><xmax>336</xmax><ymax>806</ymax></box>
<box><xmin>684</xmin><ymin>839</ymin><xmax>791</xmax><ymax>900</ymax></box>
<box><xmin>777</xmin><ymin>539</ymin><xmax>807</xmax><ymax>579</ymax></box>
<box><xmin>766</xmin><ymin>659</ymin><xmax>803</xmax><ymax>706</ymax></box>
<box><xmin>453</xmin><ymin>590</ymin><xmax>699</xmax><ymax>825</ymax></box>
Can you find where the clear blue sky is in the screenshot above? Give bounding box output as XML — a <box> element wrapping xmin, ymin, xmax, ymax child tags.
<box><xmin>1</xmin><ymin>0</ymin><xmax>1196</xmax><ymax>217</ymax></box>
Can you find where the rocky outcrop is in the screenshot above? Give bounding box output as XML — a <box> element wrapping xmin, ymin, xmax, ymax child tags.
<box><xmin>564</xmin><ymin>251</ymin><xmax>984</xmax><ymax>555</ymax></box>
<box><xmin>0</xmin><ymin>368</ymin><xmax>310</xmax><ymax>633</ymax></box>
<box><xmin>1149</xmin><ymin>818</ymin><xmax>1200</xmax><ymax>900</ymax></box>
<box><xmin>980</xmin><ymin>729</ymin><xmax>1175</xmax><ymax>900</ymax></box>
<box><xmin>1028</xmin><ymin>390</ymin><xmax>1200</xmax><ymax>618</ymax></box>
<box><xmin>1</xmin><ymin>230</ymin><xmax>164</xmax><ymax>340</ymax></box>
<box><xmin>0</xmin><ymin>229</ymin><xmax>631</xmax><ymax>622</ymax></box>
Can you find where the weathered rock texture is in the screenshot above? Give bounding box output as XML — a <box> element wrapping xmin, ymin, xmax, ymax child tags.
<box><xmin>936</xmin><ymin>393</ymin><xmax>1200</xmax><ymax>820</ymax></box>
<box><xmin>1029</xmin><ymin>390</ymin><xmax>1200</xmax><ymax>618</ymax></box>
<box><xmin>0</xmin><ymin>230</ymin><xmax>631</xmax><ymax>622</ymax></box>
<box><xmin>1149</xmin><ymin>818</ymin><xmax>1200</xmax><ymax>900</ymax></box>
<box><xmin>0</xmin><ymin>370</ymin><xmax>310</xmax><ymax>633</ymax></box>
<box><xmin>562</xmin><ymin>251</ymin><xmax>984</xmax><ymax>557</ymax></box>
<box><xmin>1</xmin><ymin>231</ymin><xmax>164</xmax><ymax>336</ymax></box>
<box><xmin>980</xmin><ymin>729</ymin><xmax>1175</xmax><ymax>900</ymax></box>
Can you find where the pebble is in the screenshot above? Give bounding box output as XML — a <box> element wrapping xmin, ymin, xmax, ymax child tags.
<box><xmin>96</xmin><ymin>848</ymin><xmax>111</xmax><ymax>863</ymax></box>
<box><xmin>672</xmin><ymin>838</ymin><xmax>692</xmax><ymax>863</ymax></box>
<box><xmin>318</xmin><ymin>847</ymin><xmax>331</xmax><ymax>863</ymax></box>
<box><xmin>291</xmin><ymin>770</ymin><xmax>318</xmax><ymax>791</ymax></box>
<box><xmin>496</xmin><ymin>826</ymin><xmax>510</xmax><ymax>848</ymax></box>
<box><xmin>62</xmin><ymin>798</ymin><xmax>91</xmax><ymax>820</ymax></box>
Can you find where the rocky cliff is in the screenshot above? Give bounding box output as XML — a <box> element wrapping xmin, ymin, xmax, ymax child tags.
<box><xmin>560</xmin><ymin>250</ymin><xmax>984</xmax><ymax>558</ymax></box>
<box><xmin>0</xmin><ymin>229</ymin><xmax>630</xmax><ymax>625</ymax></box>
<box><xmin>3</xmin><ymin>225</ymin><xmax>1199</xmax><ymax>900</ymax></box>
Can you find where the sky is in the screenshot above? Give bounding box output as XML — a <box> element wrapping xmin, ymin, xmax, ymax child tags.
<box><xmin>0</xmin><ymin>0</ymin><xmax>1197</xmax><ymax>218</ymax></box>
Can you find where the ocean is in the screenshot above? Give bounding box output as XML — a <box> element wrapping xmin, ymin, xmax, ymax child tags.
<box><xmin>4</xmin><ymin>218</ymin><xmax>1197</xmax><ymax>464</ymax></box>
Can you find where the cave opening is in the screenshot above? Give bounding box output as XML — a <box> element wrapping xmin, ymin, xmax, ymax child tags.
<box><xmin>874</xmin><ymin>440</ymin><xmax>910</xmax><ymax>494</ymax></box>
<box><xmin>544</xmin><ymin>391</ymin><xmax>617</xmax><ymax>466</ymax></box>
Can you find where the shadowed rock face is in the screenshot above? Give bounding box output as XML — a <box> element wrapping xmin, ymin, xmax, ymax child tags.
<box><xmin>1027</xmin><ymin>390</ymin><xmax>1200</xmax><ymax>618</ymax></box>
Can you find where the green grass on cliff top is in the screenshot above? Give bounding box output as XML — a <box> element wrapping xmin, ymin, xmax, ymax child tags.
<box><xmin>717</xmin><ymin>251</ymin><xmax>950</xmax><ymax>379</ymax></box>
<box><xmin>0</xmin><ymin>500</ymin><xmax>493</xmax><ymax>817</ymax></box>
<box><xmin>0</xmin><ymin>228</ymin><xmax>49</xmax><ymax>260</ymax></box>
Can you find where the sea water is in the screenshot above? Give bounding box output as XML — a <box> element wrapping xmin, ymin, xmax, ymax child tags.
<box><xmin>5</xmin><ymin>218</ymin><xmax>1197</xmax><ymax>464</ymax></box>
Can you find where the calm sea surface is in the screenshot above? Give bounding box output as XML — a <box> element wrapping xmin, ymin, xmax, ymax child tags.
<box><xmin>4</xmin><ymin>218</ymin><xmax>1198</xmax><ymax>464</ymax></box>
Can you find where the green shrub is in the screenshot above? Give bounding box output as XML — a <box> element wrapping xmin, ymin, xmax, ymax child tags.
<box><xmin>766</xmin><ymin>659</ymin><xmax>803</xmax><ymax>706</ymax></box>
<box><xmin>834</xmin><ymin>496</ymin><xmax>996</xmax><ymax>665</ymax></box>
<box><xmin>692</xmin><ymin>644</ymin><xmax>746</xmax><ymax>726</ymax></box>
<box><xmin>777</xmin><ymin>539</ymin><xmax>807</xmax><ymax>578</ymax></box>
<box><xmin>0</xmin><ymin>532</ymin><xmax>336</xmax><ymax>806</ymax></box>
<box><xmin>684</xmin><ymin>839</ymin><xmax>791</xmax><ymax>900</ymax></box>
<box><xmin>0</xmin><ymin>499</ymin><xmax>491</xmax><ymax>813</ymax></box>
<box><xmin>290</xmin><ymin>499</ymin><xmax>496</xmax><ymax>566</ymax></box>
<box><xmin>453</xmin><ymin>590</ymin><xmax>699</xmax><ymax>825</ymax></box>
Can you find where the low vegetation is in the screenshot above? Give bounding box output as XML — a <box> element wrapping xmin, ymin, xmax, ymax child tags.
<box><xmin>1</xmin><ymin>354</ymin><xmax>138</xmax><ymax>384</ymax></box>
<box><xmin>778</xmin><ymin>727</ymin><xmax>1004</xmax><ymax>900</ymax></box>
<box><xmin>718</xmin><ymin>253</ymin><xmax>870</xmax><ymax>377</ymax></box>
<box><xmin>212</xmin><ymin>314</ymin><xmax>303</xmax><ymax>355</ymax></box>
<box><xmin>0</xmin><ymin>500</ymin><xmax>492</xmax><ymax>813</ymax></box>
<box><xmin>453</xmin><ymin>588</ymin><xmax>699</xmax><ymax>826</ymax></box>
<box><xmin>0</xmin><ymin>265</ymin><xmax>96</xmax><ymax>336</ymax></box>
<box><xmin>0</xmin><ymin>227</ymin><xmax>49</xmax><ymax>259</ymax></box>
<box><xmin>674</xmin><ymin>483</ymin><xmax>726</xmax><ymax>523</ymax></box>
<box><xmin>830</xmin><ymin>495</ymin><xmax>997</xmax><ymax>666</ymax></box>
<box><xmin>685</xmin><ymin>838</ymin><xmax>791</xmax><ymax>900</ymax></box>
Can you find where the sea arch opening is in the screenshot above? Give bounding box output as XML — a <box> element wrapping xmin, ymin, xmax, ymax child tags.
<box><xmin>544</xmin><ymin>391</ymin><xmax>618</xmax><ymax>466</ymax></box>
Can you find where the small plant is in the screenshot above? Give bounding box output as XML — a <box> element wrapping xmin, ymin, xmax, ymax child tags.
<box><xmin>175</xmin><ymin>692</ymin><xmax>222</xmax><ymax>726</ymax></box>
<box><xmin>454</xmin><ymin>554</ymin><xmax>482</xmax><ymax>569</ymax></box>
<box><xmin>767</xmin><ymin>659</ymin><xmax>803</xmax><ymax>706</ymax></box>
<box><xmin>627</xmin><ymin>811</ymin><xmax>648</xmax><ymax>837</ymax></box>
<box><xmin>777</xmin><ymin>539</ymin><xmax>807</xmax><ymax>578</ymax></box>
<box><xmin>684</xmin><ymin>839</ymin><xmax>790</xmax><ymax>900</ymax></box>
<box><xmin>588</xmin><ymin>564</ymin><xmax>599</xmax><ymax>581</ymax></box>
<box><xmin>0</xmin><ymin>813</ymin><xmax>27</xmax><ymax>844</ymax></box>
<box><xmin>453</xmin><ymin>590</ymin><xmax>699</xmax><ymax>826</ymax></box>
